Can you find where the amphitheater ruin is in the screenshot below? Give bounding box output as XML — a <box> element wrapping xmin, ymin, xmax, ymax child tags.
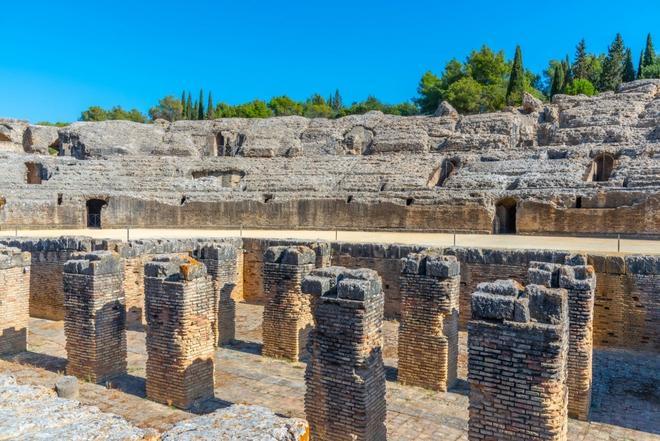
<box><xmin>0</xmin><ymin>80</ymin><xmax>658</xmax><ymax>440</ymax></box>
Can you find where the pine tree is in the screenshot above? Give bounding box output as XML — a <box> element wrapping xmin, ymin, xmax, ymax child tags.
<box><xmin>642</xmin><ymin>33</ymin><xmax>656</xmax><ymax>68</ymax></box>
<box><xmin>550</xmin><ymin>64</ymin><xmax>564</xmax><ymax>97</ymax></box>
<box><xmin>186</xmin><ymin>93</ymin><xmax>193</xmax><ymax>120</ymax></box>
<box><xmin>573</xmin><ymin>39</ymin><xmax>589</xmax><ymax>80</ymax></box>
<box><xmin>333</xmin><ymin>89</ymin><xmax>343</xmax><ymax>111</ymax></box>
<box><xmin>206</xmin><ymin>92</ymin><xmax>214</xmax><ymax>119</ymax></box>
<box><xmin>561</xmin><ymin>55</ymin><xmax>573</xmax><ymax>91</ymax></box>
<box><xmin>623</xmin><ymin>48</ymin><xmax>636</xmax><ymax>82</ymax></box>
<box><xmin>600</xmin><ymin>33</ymin><xmax>626</xmax><ymax>91</ymax></box>
<box><xmin>638</xmin><ymin>50</ymin><xmax>645</xmax><ymax>79</ymax></box>
<box><xmin>505</xmin><ymin>45</ymin><xmax>525</xmax><ymax>105</ymax></box>
<box><xmin>197</xmin><ymin>89</ymin><xmax>204</xmax><ymax>120</ymax></box>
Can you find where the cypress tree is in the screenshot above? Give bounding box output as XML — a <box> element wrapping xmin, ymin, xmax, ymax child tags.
<box><xmin>195</xmin><ymin>89</ymin><xmax>204</xmax><ymax>120</ymax></box>
<box><xmin>638</xmin><ymin>50</ymin><xmax>645</xmax><ymax>79</ymax></box>
<box><xmin>573</xmin><ymin>39</ymin><xmax>588</xmax><ymax>80</ymax></box>
<box><xmin>563</xmin><ymin>54</ymin><xmax>573</xmax><ymax>89</ymax></box>
<box><xmin>506</xmin><ymin>45</ymin><xmax>525</xmax><ymax>105</ymax></box>
<box><xmin>206</xmin><ymin>92</ymin><xmax>214</xmax><ymax>119</ymax></box>
<box><xmin>180</xmin><ymin>91</ymin><xmax>186</xmax><ymax>116</ymax></box>
<box><xmin>623</xmin><ymin>48</ymin><xmax>636</xmax><ymax>82</ymax></box>
<box><xmin>186</xmin><ymin>93</ymin><xmax>193</xmax><ymax>120</ymax></box>
<box><xmin>333</xmin><ymin>89</ymin><xmax>343</xmax><ymax>111</ymax></box>
<box><xmin>642</xmin><ymin>33</ymin><xmax>655</xmax><ymax>68</ymax></box>
<box><xmin>600</xmin><ymin>33</ymin><xmax>626</xmax><ymax>91</ymax></box>
<box><xmin>550</xmin><ymin>64</ymin><xmax>564</xmax><ymax>98</ymax></box>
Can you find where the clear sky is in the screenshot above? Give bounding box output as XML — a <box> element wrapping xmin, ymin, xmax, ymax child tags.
<box><xmin>1</xmin><ymin>0</ymin><xmax>658</xmax><ymax>122</ymax></box>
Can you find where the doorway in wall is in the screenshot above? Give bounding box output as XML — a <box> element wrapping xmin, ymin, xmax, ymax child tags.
<box><xmin>493</xmin><ymin>198</ymin><xmax>517</xmax><ymax>234</ymax></box>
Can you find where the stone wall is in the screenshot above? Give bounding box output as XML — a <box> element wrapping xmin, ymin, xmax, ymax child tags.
<box><xmin>0</xmin><ymin>237</ymin><xmax>96</xmax><ymax>320</ymax></box>
<box><xmin>468</xmin><ymin>280</ymin><xmax>569</xmax><ymax>441</ymax></box>
<box><xmin>262</xmin><ymin>246</ymin><xmax>316</xmax><ymax>361</ymax></box>
<box><xmin>303</xmin><ymin>267</ymin><xmax>387</xmax><ymax>441</ymax></box>
<box><xmin>398</xmin><ymin>251</ymin><xmax>460</xmax><ymax>391</ymax></box>
<box><xmin>0</xmin><ymin>246</ymin><xmax>30</xmax><ymax>355</ymax></box>
<box><xmin>242</xmin><ymin>238</ymin><xmax>330</xmax><ymax>303</ymax></box>
<box><xmin>144</xmin><ymin>255</ymin><xmax>215</xmax><ymax>409</ymax></box>
<box><xmin>330</xmin><ymin>242</ymin><xmax>426</xmax><ymax>317</ymax></box>
<box><xmin>62</xmin><ymin>251</ymin><xmax>127</xmax><ymax>383</ymax></box>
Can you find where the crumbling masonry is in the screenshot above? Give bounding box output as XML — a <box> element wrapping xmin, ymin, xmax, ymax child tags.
<box><xmin>193</xmin><ymin>243</ymin><xmax>241</xmax><ymax>346</ymax></box>
<box><xmin>262</xmin><ymin>246</ymin><xmax>316</xmax><ymax>361</ymax></box>
<box><xmin>398</xmin><ymin>251</ymin><xmax>460</xmax><ymax>391</ymax></box>
<box><xmin>0</xmin><ymin>245</ymin><xmax>30</xmax><ymax>355</ymax></box>
<box><xmin>144</xmin><ymin>255</ymin><xmax>215</xmax><ymax>409</ymax></box>
<box><xmin>63</xmin><ymin>251</ymin><xmax>127</xmax><ymax>383</ymax></box>
<box><xmin>528</xmin><ymin>255</ymin><xmax>596</xmax><ymax>421</ymax></box>
<box><xmin>468</xmin><ymin>280</ymin><xmax>569</xmax><ymax>441</ymax></box>
<box><xmin>303</xmin><ymin>267</ymin><xmax>387</xmax><ymax>441</ymax></box>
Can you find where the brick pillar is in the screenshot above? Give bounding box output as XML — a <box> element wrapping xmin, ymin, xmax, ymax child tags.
<box><xmin>528</xmin><ymin>255</ymin><xmax>596</xmax><ymax>421</ymax></box>
<box><xmin>303</xmin><ymin>267</ymin><xmax>387</xmax><ymax>441</ymax></box>
<box><xmin>0</xmin><ymin>246</ymin><xmax>30</xmax><ymax>355</ymax></box>
<box><xmin>194</xmin><ymin>243</ymin><xmax>240</xmax><ymax>346</ymax></box>
<box><xmin>262</xmin><ymin>246</ymin><xmax>316</xmax><ymax>361</ymax></box>
<box><xmin>144</xmin><ymin>255</ymin><xmax>215</xmax><ymax>409</ymax></box>
<box><xmin>63</xmin><ymin>251</ymin><xmax>126</xmax><ymax>383</ymax></box>
<box><xmin>398</xmin><ymin>252</ymin><xmax>460</xmax><ymax>391</ymax></box>
<box><xmin>468</xmin><ymin>280</ymin><xmax>568</xmax><ymax>441</ymax></box>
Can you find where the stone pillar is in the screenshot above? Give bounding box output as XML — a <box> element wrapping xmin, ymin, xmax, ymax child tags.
<box><xmin>63</xmin><ymin>251</ymin><xmax>126</xmax><ymax>383</ymax></box>
<box><xmin>303</xmin><ymin>267</ymin><xmax>387</xmax><ymax>441</ymax></box>
<box><xmin>528</xmin><ymin>255</ymin><xmax>596</xmax><ymax>421</ymax></box>
<box><xmin>144</xmin><ymin>255</ymin><xmax>215</xmax><ymax>409</ymax></box>
<box><xmin>398</xmin><ymin>251</ymin><xmax>460</xmax><ymax>391</ymax></box>
<box><xmin>0</xmin><ymin>246</ymin><xmax>31</xmax><ymax>355</ymax></box>
<box><xmin>194</xmin><ymin>243</ymin><xmax>240</xmax><ymax>346</ymax></box>
<box><xmin>262</xmin><ymin>246</ymin><xmax>316</xmax><ymax>361</ymax></box>
<box><xmin>468</xmin><ymin>280</ymin><xmax>568</xmax><ymax>441</ymax></box>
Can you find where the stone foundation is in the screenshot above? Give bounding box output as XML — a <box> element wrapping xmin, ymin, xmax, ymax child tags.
<box><xmin>0</xmin><ymin>246</ymin><xmax>31</xmax><ymax>355</ymax></box>
<box><xmin>468</xmin><ymin>280</ymin><xmax>568</xmax><ymax>441</ymax></box>
<box><xmin>144</xmin><ymin>255</ymin><xmax>215</xmax><ymax>409</ymax></box>
<box><xmin>262</xmin><ymin>246</ymin><xmax>316</xmax><ymax>361</ymax></box>
<box><xmin>528</xmin><ymin>254</ymin><xmax>596</xmax><ymax>421</ymax></box>
<box><xmin>193</xmin><ymin>242</ymin><xmax>241</xmax><ymax>346</ymax></box>
<box><xmin>62</xmin><ymin>251</ymin><xmax>126</xmax><ymax>383</ymax></box>
<box><xmin>398</xmin><ymin>251</ymin><xmax>460</xmax><ymax>391</ymax></box>
<box><xmin>303</xmin><ymin>267</ymin><xmax>387</xmax><ymax>441</ymax></box>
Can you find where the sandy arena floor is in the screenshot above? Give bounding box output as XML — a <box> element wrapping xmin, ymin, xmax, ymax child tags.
<box><xmin>1</xmin><ymin>303</ymin><xmax>658</xmax><ymax>440</ymax></box>
<box><xmin>0</xmin><ymin>228</ymin><xmax>658</xmax><ymax>254</ymax></box>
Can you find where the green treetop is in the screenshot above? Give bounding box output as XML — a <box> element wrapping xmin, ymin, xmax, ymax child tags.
<box><xmin>505</xmin><ymin>45</ymin><xmax>525</xmax><ymax>106</ymax></box>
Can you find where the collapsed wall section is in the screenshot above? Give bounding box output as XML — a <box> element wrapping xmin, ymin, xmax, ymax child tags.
<box><xmin>468</xmin><ymin>280</ymin><xmax>569</xmax><ymax>441</ymax></box>
<box><xmin>144</xmin><ymin>255</ymin><xmax>215</xmax><ymax>409</ymax></box>
<box><xmin>62</xmin><ymin>251</ymin><xmax>126</xmax><ymax>383</ymax></box>
<box><xmin>303</xmin><ymin>267</ymin><xmax>387</xmax><ymax>441</ymax></box>
<box><xmin>262</xmin><ymin>246</ymin><xmax>316</xmax><ymax>361</ymax></box>
<box><xmin>398</xmin><ymin>251</ymin><xmax>460</xmax><ymax>391</ymax></box>
<box><xmin>0</xmin><ymin>246</ymin><xmax>31</xmax><ymax>355</ymax></box>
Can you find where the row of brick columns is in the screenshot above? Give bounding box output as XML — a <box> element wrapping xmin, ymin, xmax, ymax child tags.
<box><xmin>0</xmin><ymin>241</ymin><xmax>596</xmax><ymax>440</ymax></box>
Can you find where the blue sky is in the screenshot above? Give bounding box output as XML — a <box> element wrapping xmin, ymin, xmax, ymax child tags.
<box><xmin>1</xmin><ymin>0</ymin><xmax>658</xmax><ymax>122</ymax></box>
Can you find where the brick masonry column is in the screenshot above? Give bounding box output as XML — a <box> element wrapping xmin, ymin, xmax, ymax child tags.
<box><xmin>0</xmin><ymin>246</ymin><xmax>31</xmax><ymax>355</ymax></box>
<box><xmin>144</xmin><ymin>255</ymin><xmax>215</xmax><ymax>409</ymax></box>
<box><xmin>63</xmin><ymin>251</ymin><xmax>126</xmax><ymax>383</ymax></box>
<box><xmin>194</xmin><ymin>243</ymin><xmax>240</xmax><ymax>346</ymax></box>
<box><xmin>528</xmin><ymin>254</ymin><xmax>596</xmax><ymax>421</ymax></box>
<box><xmin>398</xmin><ymin>251</ymin><xmax>460</xmax><ymax>391</ymax></box>
<box><xmin>468</xmin><ymin>280</ymin><xmax>569</xmax><ymax>441</ymax></box>
<box><xmin>302</xmin><ymin>267</ymin><xmax>387</xmax><ymax>441</ymax></box>
<box><xmin>262</xmin><ymin>246</ymin><xmax>316</xmax><ymax>361</ymax></box>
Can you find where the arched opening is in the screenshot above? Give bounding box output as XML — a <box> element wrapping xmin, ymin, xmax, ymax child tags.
<box><xmin>590</xmin><ymin>153</ymin><xmax>615</xmax><ymax>182</ymax></box>
<box><xmin>437</xmin><ymin>159</ymin><xmax>458</xmax><ymax>187</ymax></box>
<box><xmin>25</xmin><ymin>162</ymin><xmax>44</xmax><ymax>184</ymax></box>
<box><xmin>493</xmin><ymin>198</ymin><xmax>517</xmax><ymax>234</ymax></box>
<box><xmin>86</xmin><ymin>199</ymin><xmax>107</xmax><ymax>228</ymax></box>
